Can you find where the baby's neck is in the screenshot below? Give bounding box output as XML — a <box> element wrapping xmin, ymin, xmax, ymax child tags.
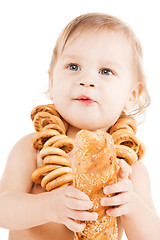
<box><xmin>66</xmin><ymin>124</ymin><xmax>81</xmax><ymax>141</ymax></box>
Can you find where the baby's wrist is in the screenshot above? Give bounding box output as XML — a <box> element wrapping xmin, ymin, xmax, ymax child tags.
<box><xmin>43</xmin><ymin>192</ymin><xmax>52</xmax><ymax>223</ymax></box>
<box><xmin>122</xmin><ymin>192</ymin><xmax>138</xmax><ymax>219</ymax></box>
<box><xmin>36</xmin><ymin>191</ymin><xmax>52</xmax><ymax>224</ymax></box>
<box><xmin>42</xmin><ymin>190</ymin><xmax>60</xmax><ymax>224</ymax></box>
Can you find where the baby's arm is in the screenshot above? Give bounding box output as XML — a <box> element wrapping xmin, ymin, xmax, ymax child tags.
<box><xmin>101</xmin><ymin>160</ymin><xmax>160</xmax><ymax>240</ymax></box>
<box><xmin>0</xmin><ymin>134</ymin><xmax>97</xmax><ymax>231</ymax></box>
<box><xmin>0</xmin><ymin>134</ymin><xmax>49</xmax><ymax>229</ymax></box>
<box><xmin>121</xmin><ymin>160</ymin><xmax>160</xmax><ymax>239</ymax></box>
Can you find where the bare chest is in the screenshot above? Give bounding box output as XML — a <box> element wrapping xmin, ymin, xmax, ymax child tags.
<box><xmin>9</xmin><ymin>222</ymin><xmax>74</xmax><ymax>240</ymax></box>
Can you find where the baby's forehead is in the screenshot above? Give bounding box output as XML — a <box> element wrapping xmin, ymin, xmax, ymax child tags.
<box><xmin>61</xmin><ymin>27</ymin><xmax>130</xmax><ymax>54</ymax></box>
<box><xmin>64</xmin><ymin>30</ymin><xmax>132</xmax><ymax>56</ymax></box>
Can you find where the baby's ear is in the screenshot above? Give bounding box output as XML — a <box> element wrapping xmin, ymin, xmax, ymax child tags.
<box><xmin>124</xmin><ymin>82</ymin><xmax>144</xmax><ymax>111</ymax></box>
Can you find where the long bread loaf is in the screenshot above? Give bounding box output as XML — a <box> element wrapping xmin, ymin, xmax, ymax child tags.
<box><xmin>74</xmin><ymin>130</ymin><xmax>118</xmax><ymax>240</ymax></box>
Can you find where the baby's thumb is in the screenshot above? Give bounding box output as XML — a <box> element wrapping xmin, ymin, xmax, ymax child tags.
<box><xmin>118</xmin><ymin>159</ymin><xmax>130</xmax><ymax>180</ymax></box>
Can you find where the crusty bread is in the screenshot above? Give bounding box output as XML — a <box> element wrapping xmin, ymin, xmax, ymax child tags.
<box><xmin>74</xmin><ymin>130</ymin><xmax>118</xmax><ymax>240</ymax></box>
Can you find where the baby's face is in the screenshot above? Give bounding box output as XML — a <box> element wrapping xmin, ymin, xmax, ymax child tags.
<box><xmin>52</xmin><ymin>30</ymin><xmax>135</xmax><ymax>131</ymax></box>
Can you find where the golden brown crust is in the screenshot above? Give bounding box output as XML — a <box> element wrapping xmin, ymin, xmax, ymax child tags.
<box><xmin>42</xmin><ymin>155</ymin><xmax>72</xmax><ymax>167</ymax></box>
<box><xmin>111</xmin><ymin>129</ymin><xmax>139</xmax><ymax>152</ymax></box>
<box><xmin>33</xmin><ymin>112</ymin><xmax>66</xmax><ymax>133</ymax></box>
<box><xmin>43</xmin><ymin>135</ymin><xmax>74</xmax><ymax>153</ymax></box>
<box><xmin>115</xmin><ymin>145</ymin><xmax>137</xmax><ymax>165</ymax></box>
<box><xmin>43</xmin><ymin>123</ymin><xmax>65</xmax><ymax>134</ymax></box>
<box><xmin>74</xmin><ymin>130</ymin><xmax>118</xmax><ymax>240</ymax></box>
<box><xmin>40</xmin><ymin>146</ymin><xmax>68</xmax><ymax>159</ymax></box>
<box><xmin>31</xmin><ymin>104</ymin><xmax>68</xmax><ymax>132</ymax></box>
<box><xmin>109</xmin><ymin>116</ymin><xmax>145</xmax><ymax>165</ymax></box>
<box><xmin>32</xmin><ymin>129</ymin><xmax>60</xmax><ymax>150</ymax></box>
<box><xmin>31</xmin><ymin>104</ymin><xmax>61</xmax><ymax>121</ymax></box>
<box><xmin>41</xmin><ymin>167</ymin><xmax>73</xmax><ymax>191</ymax></box>
<box><xmin>109</xmin><ymin>116</ymin><xmax>137</xmax><ymax>134</ymax></box>
<box><xmin>32</xmin><ymin>165</ymin><xmax>61</xmax><ymax>184</ymax></box>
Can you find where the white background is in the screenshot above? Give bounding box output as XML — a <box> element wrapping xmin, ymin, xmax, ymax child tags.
<box><xmin>0</xmin><ymin>0</ymin><xmax>160</xmax><ymax>239</ymax></box>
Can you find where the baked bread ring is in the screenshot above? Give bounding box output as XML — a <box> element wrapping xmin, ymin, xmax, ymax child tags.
<box><xmin>31</xmin><ymin>104</ymin><xmax>61</xmax><ymax>121</ymax></box>
<box><xmin>137</xmin><ymin>140</ymin><xmax>146</xmax><ymax>160</ymax></box>
<box><xmin>109</xmin><ymin>116</ymin><xmax>137</xmax><ymax>134</ymax></box>
<box><xmin>32</xmin><ymin>129</ymin><xmax>60</xmax><ymax>150</ymax></box>
<box><xmin>41</xmin><ymin>167</ymin><xmax>73</xmax><ymax>191</ymax></box>
<box><xmin>40</xmin><ymin>146</ymin><xmax>68</xmax><ymax>159</ymax></box>
<box><xmin>109</xmin><ymin>116</ymin><xmax>145</xmax><ymax>166</ymax></box>
<box><xmin>42</xmin><ymin>155</ymin><xmax>72</xmax><ymax>167</ymax></box>
<box><xmin>44</xmin><ymin>104</ymin><xmax>69</xmax><ymax>132</ymax></box>
<box><xmin>112</xmin><ymin>129</ymin><xmax>145</xmax><ymax>162</ymax></box>
<box><xmin>43</xmin><ymin>135</ymin><xmax>74</xmax><ymax>153</ymax></box>
<box><xmin>31</xmin><ymin>104</ymin><xmax>68</xmax><ymax>132</ymax></box>
<box><xmin>33</xmin><ymin>112</ymin><xmax>66</xmax><ymax>133</ymax></box>
<box><xmin>32</xmin><ymin>165</ymin><xmax>61</xmax><ymax>184</ymax></box>
<box><xmin>115</xmin><ymin>145</ymin><xmax>137</xmax><ymax>165</ymax></box>
<box><xmin>42</xmin><ymin>123</ymin><xmax>65</xmax><ymax>134</ymax></box>
<box><xmin>111</xmin><ymin>129</ymin><xmax>139</xmax><ymax>152</ymax></box>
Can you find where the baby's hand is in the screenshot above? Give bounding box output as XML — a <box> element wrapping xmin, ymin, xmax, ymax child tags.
<box><xmin>46</xmin><ymin>185</ymin><xmax>98</xmax><ymax>232</ymax></box>
<box><xmin>101</xmin><ymin>159</ymin><xmax>136</xmax><ymax>217</ymax></box>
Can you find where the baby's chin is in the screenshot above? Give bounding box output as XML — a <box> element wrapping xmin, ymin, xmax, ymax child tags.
<box><xmin>58</xmin><ymin>108</ymin><xmax>112</xmax><ymax>132</ymax></box>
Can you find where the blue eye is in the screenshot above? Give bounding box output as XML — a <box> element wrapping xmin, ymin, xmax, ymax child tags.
<box><xmin>68</xmin><ymin>64</ymin><xmax>80</xmax><ymax>71</ymax></box>
<box><xmin>100</xmin><ymin>69</ymin><xmax>113</xmax><ymax>75</ymax></box>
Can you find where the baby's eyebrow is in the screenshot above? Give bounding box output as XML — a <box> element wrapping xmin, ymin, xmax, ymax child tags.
<box><xmin>101</xmin><ymin>60</ymin><xmax>122</xmax><ymax>70</ymax></box>
<box><xmin>61</xmin><ymin>54</ymin><xmax>81</xmax><ymax>61</ymax></box>
<box><xmin>61</xmin><ymin>55</ymin><xmax>122</xmax><ymax>70</ymax></box>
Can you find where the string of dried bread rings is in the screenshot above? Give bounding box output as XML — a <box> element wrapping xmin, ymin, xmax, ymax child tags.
<box><xmin>109</xmin><ymin>116</ymin><xmax>145</xmax><ymax>168</ymax></box>
<box><xmin>31</xmin><ymin>104</ymin><xmax>74</xmax><ymax>191</ymax></box>
<box><xmin>31</xmin><ymin>104</ymin><xmax>145</xmax><ymax>191</ymax></box>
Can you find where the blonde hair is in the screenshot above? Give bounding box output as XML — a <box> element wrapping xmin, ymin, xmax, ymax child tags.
<box><xmin>48</xmin><ymin>13</ymin><xmax>150</xmax><ymax>119</ymax></box>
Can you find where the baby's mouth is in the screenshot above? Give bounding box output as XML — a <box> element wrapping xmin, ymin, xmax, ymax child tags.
<box><xmin>76</xmin><ymin>95</ymin><xmax>95</xmax><ymax>104</ymax></box>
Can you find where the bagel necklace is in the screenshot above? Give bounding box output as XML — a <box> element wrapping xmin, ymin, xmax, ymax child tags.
<box><xmin>31</xmin><ymin>104</ymin><xmax>145</xmax><ymax>191</ymax></box>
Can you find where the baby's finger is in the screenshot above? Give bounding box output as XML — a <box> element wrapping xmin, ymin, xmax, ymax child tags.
<box><xmin>67</xmin><ymin>209</ymin><xmax>98</xmax><ymax>222</ymax></box>
<box><xmin>106</xmin><ymin>203</ymin><xmax>129</xmax><ymax>217</ymax></box>
<box><xmin>103</xmin><ymin>179</ymin><xmax>130</xmax><ymax>195</ymax></box>
<box><xmin>65</xmin><ymin>186</ymin><xmax>90</xmax><ymax>201</ymax></box>
<box><xmin>101</xmin><ymin>191</ymin><xmax>130</xmax><ymax>207</ymax></box>
<box><xmin>64</xmin><ymin>217</ymin><xmax>86</xmax><ymax>232</ymax></box>
<box><xmin>118</xmin><ymin>159</ymin><xmax>130</xmax><ymax>180</ymax></box>
<box><xmin>65</xmin><ymin>196</ymin><xmax>93</xmax><ymax>210</ymax></box>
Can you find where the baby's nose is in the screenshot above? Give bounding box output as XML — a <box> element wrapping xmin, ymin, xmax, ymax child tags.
<box><xmin>77</xmin><ymin>71</ymin><xmax>97</xmax><ymax>88</ymax></box>
<box><xmin>79</xmin><ymin>82</ymin><xmax>95</xmax><ymax>87</ymax></box>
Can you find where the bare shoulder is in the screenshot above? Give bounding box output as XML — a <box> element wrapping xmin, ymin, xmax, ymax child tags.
<box><xmin>0</xmin><ymin>133</ymin><xmax>37</xmax><ymax>193</ymax></box>
<box><xmin>131</xmin><ymin>160</ymin><xmax>156</xmax><ymax>211</ymax></box>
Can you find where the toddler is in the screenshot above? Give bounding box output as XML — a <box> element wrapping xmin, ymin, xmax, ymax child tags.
<box><xmin>0</xmin><ymin>13</ymin><xmax>160</xmax><ymax>240</ymax></box>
